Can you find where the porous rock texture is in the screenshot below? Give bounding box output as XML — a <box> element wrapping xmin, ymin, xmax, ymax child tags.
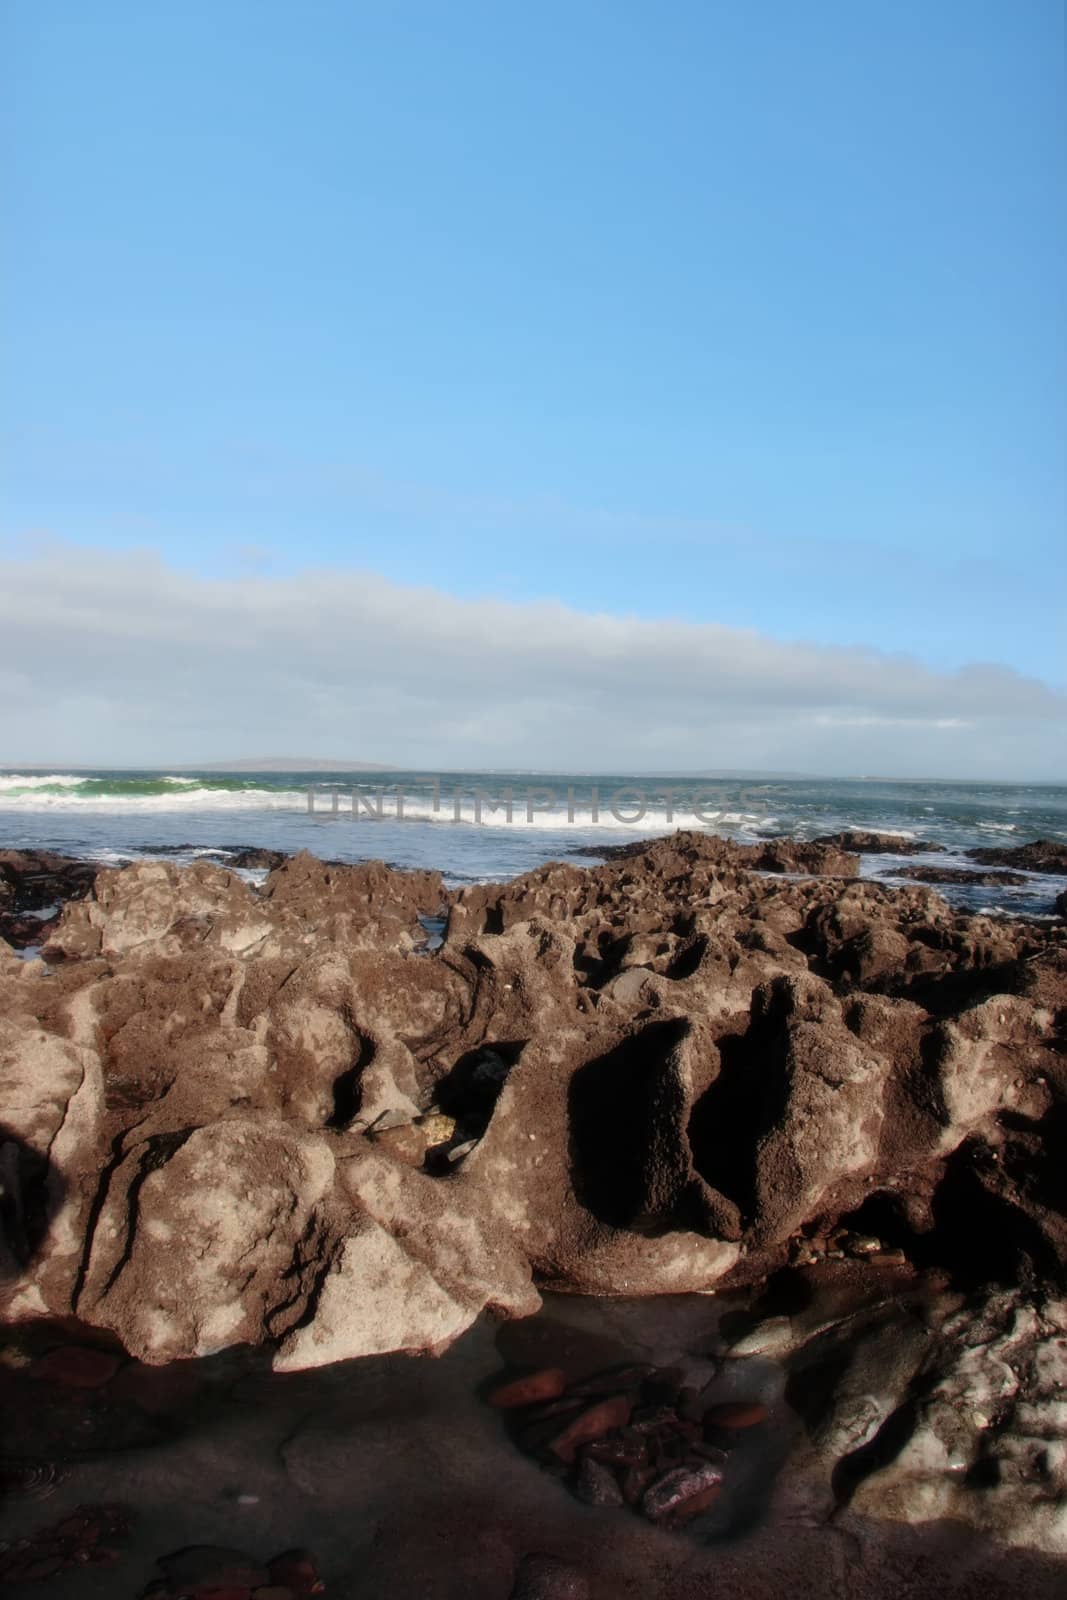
<box><xmin>1</xmin><ymin>833</ymin><xmax>1065</xmax><ymax>1552</ymax></box>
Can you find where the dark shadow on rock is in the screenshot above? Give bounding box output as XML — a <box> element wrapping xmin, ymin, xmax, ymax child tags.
<box><xmin>434</xmin><ymin>1041</ymin><xmax>527</xmax><ymax>1140</ymax></box>
<box><xmin>568</xmin><ymin>1019</ymin><xmax>690</xmax><ymax>1230</ymax></box>
<box><xmin>686</xmin><ymin>1015</ymin><xmax>790</xmax><ymax>1228</ymax></box>
<box><xmin>0</xmin><ymin>1126</ymin><xmax>63</xmax><ymax>1284</ymax></box>
<box><xmin>327</xmin><ymin>1034</ymin><xmax>376</xmax><ymax>1129</ymax></box>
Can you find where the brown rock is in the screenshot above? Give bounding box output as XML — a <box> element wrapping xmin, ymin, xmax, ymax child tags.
<box><xmin>0</xmin><ymin>826</ymin><xmax>1063</xmax><ymax>1473</ymax></box>
<box><xmin>548</xmin><ymin>1396</ymin><xmax>633</xmax><ymax>1463</ymax></box>
<box><xmin>702</xmin><ymin>1400</ymin><xmax>769</xmax><ymax>1430</ymax></box>
<box><xmin>813</xmin><ymin>830</ymin><xmax>945</xmax><ymax>855</ymax></box>
<box><xmin>489</xmin><ymin>1367</ymin><xmax>567</xmax><ymax>1408</ymax></box>
<box><xmin>968</xmin><ymin>839</ymin><xmax>1067</xmax><ymax>874</ymax></box>
<box><xmin>892</xmin><ymin>865</ymin><xmax>1029</xmax><ymax>887</ymax></box>
<box><xmin>641</xmin><ymin>1461</ymin><xmax>725</xmax><ymax>1523</ymax></box>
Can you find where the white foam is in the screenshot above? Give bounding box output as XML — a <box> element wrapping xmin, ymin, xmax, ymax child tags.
<box><xmin>329</xmin><ymin>793</ymin><xmax>773</xmax><ymax>832</ymax></box>
<box><xmin>0</xmin><ymin>786</ymin><xmax>304</xmax><ymax>812</ymax></box>
<box><xmin>0</xmin><ymin>773</ymin><xmax>84</xmax><ymax>791</ymax></box>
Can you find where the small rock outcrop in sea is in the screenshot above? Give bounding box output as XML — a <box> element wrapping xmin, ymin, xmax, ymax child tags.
<box><xmin>891</xmin><ymin>865</ymin><xmax>1031</xmax><ymax>887</ymax></box>
<box><xmin>813</xmin><ymin>830</ymin><xmax>946</xmax><ymax>855</ymax></box>
<box><xmin>967</xmin><ymin>839</ymin><xmax>1067</xmax><ymax>875</ymax></box>
<box><xmin>1</xmin><ymin>834</ymin><xmax>1065</xmax><ymax>1552</ymax></box>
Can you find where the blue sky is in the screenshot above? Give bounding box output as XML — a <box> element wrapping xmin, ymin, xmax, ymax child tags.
<box><xmin>2</xmin><ymin>2</ymin><xmax>1064</xmax><ymax>772</ymax></box>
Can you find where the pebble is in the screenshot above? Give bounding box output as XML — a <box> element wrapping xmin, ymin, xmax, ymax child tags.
<box><xmin>662</xmin><ymin>1480</ymin><xmax>723</xmax><ymax>1526</ymax></box>
<box><xmin>548</xmin><ymin>1395</ymin><xmax>633</xmax><ymax>1463</ymax></box>
<box><xmin>495</xmin><ymin>1357</ymin><xmax>753</xmax><ymax>1531</ymax></box>
<box><xmin>489</xmin><ymin>1367</ymin><xmax>567</xmax><ymax>1409</ymax></box>
<box><xmin>703</xmin><ymin>1400</ymin><xmax>769</xmax><ymax>1430</ymax></box>
<box><xmin>574</xmin><ymin>1456</ymin><xmax>625</xmax><ymax>1506</ymax></box>
<box><xmin>641</xmin><ymin>1461</ymin><xmax>725</xmax><ymax>1523</ymax></box>
<box><xmin>414</xmin><ymin>1112</ymin><xmax>456</xmax><ymax>1144</ymax></box>
<box><xmin>845</xmin><ymin>1235</ymin><xmax>882</xmax><ymax>1257</ymax></box>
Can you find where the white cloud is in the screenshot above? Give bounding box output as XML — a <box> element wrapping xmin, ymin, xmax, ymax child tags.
<box><xmin>0</xmin><ymin>539</ymin><xmax>1063</xmax><ymax>777</ymax></box>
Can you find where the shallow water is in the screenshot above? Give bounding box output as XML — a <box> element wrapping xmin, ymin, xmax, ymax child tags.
<box><xmin>1</xmin><ymin>1281</ymin><xmax>1064</xmax><ymax>1598</ymax></box>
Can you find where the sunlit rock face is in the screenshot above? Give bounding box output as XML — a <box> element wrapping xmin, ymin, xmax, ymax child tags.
<box><xmin>0</xmin><ymin>836</ymin><xmax>1064</xmax><ymax>1548</ymax></box>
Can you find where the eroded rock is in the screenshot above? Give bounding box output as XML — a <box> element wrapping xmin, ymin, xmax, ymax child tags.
<box><xmin>0</xmin><ymin>834</ymin><xmax>1061</xmax><ymax>1457</ymax></box>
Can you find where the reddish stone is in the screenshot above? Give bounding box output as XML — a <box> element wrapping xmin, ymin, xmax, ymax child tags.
<box><xmin>30</xmin><ymin>1345</ymin><xmax>122</xmax><ymax>1388</ymax></box>
<box><xmin>489</xmin><ymin>1367</ymin><xmax>567</xmax><ymax>1409</ymax></box>
<box><xmin>664</xmin><ymin>1481</ymin><xmax>723</xmax><ymax>1525</ymax></box>
<box><xmin>642</xmin><ymin>1462</ymin><xmax>725</xmax><ymax>1523</ymax></box>
<box><xmin>702</xmin><ymin>1400</ymin><xmax>768</xmax><ymax>1429</ymax></box>
<box><xmin>549</xmin><ymin>1395</ymin><xmax>633</xmax><ymax>1463</ymax></box>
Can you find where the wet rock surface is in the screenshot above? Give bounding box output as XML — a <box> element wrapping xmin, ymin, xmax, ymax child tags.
<box><xmin>0</xmin><ymin>1291</ymin><xmax>1064</xmax><ymax>1595</ymax></box>
<box><xmin>890</xmin><ymin>865</ymin><xmax>1031</xmax><ymax>887</ymax></box>
<box><xmin>966</xmin><ymin>840</ymin><xmax>1067</xmax><ymax>875</ymax></box>
<box><xmin>814</xmin><ymin>831</ymin><xmax>946</xmax><ymax>855</ymax></box>
<box><xmin>490</xmin><ymin>1359</ymin><xmax>744</xmax><ymax>1528</ymax></box>
<box><xmin>0</xmin><ymin>851</ymin><xmax>97</xmax><ymax>950</ymax></box>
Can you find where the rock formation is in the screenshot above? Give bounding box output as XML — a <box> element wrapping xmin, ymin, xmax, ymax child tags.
<box><xmin>968</xmin><ymin>840</ymin><xmax>1067</xmax><ymax>875</ymax></box>
<box><xmin>1</xmin><ymin>833</ymin><xmax>1064</xmax><ymax>1551</ymax></box>
<box><xmin>0</xmin><ymin>849</ymin><xmax>97</xmax><ymax>949</ymax></box>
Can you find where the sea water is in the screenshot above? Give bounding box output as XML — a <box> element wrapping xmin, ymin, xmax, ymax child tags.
<box><xmin>1</xmin><ymin>769</ymin><xmax>1064</xmax><ymax>916</ymax></box>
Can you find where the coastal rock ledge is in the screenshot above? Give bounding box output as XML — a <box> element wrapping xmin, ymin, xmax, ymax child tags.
<box><xmin>2</xmin><ymin>834</ymin><xmax>1065</xmax><ymax>1552</ymax></box>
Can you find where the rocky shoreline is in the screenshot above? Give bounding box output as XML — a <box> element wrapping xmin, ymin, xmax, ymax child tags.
<box><xmin>1</xmin><ymin>832</ymin><xmax>1066</xmax><ymax>1586</ymax></box>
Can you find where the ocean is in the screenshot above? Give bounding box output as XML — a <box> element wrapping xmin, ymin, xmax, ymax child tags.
<box><xmin>1</xmin><ymin>768</ymin><xmax>1065</xmax><ymax>918</ymax></box>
